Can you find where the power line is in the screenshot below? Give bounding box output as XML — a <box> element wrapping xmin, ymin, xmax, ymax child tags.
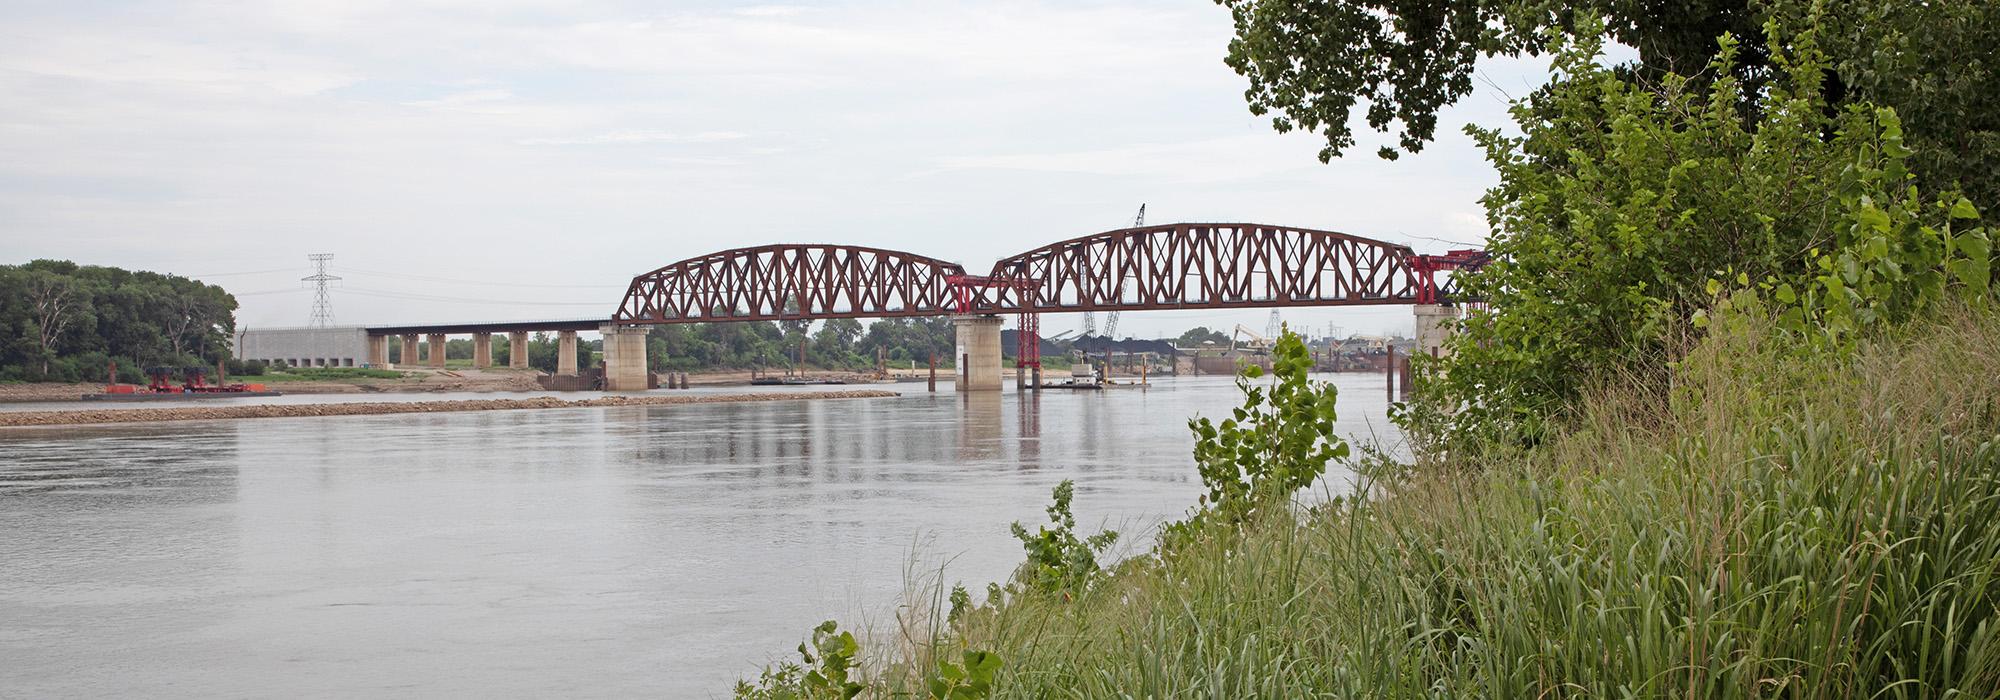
<box><xmin>340</xmin><ymin>287</ymin><xmax>611</xmax><ymax>307</ymax></box>
<box><xmin>186</xmin><ymin>267</ymin><xmax>300</xmax><ymax>278</ymax></box>
<box><xmin>304</xmin><ymin>254</ymin><xmax>340</xmax><ymax>327</ymax></box>
<box><xmin>341</xmin><ymin>268</ymin><xmax>626</xmax><ymax>289</ymax></box>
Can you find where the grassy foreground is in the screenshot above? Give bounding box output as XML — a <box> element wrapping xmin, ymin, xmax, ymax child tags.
<box><xmin>856</xmin><ymin>308</ymin><xmax>2000</xmax><ymax>697</ymax></box>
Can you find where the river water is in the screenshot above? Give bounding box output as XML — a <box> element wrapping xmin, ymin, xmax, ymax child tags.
<box><xmin>0</xmin><ymin>374</ymin><xmax>1399</xmax><ymax>698</ymax></box>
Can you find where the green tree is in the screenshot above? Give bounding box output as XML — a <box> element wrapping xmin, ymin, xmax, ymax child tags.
<box><xmin>0</xmin><ymin>260</ymin><xmax>239</xmax><ymax>381</ymax></box>
<box><xmin>1175</xmin><ymin>326</ymin><xmax>1229</xmax><ymax>347</ymax></box>
<box><xmin>1397</xmin><ymin>17</ymin><xmax>1995</xmax><ymax>447</ymax></box>
<box><xmin>1217</xmin><ymin>0</ymin><xmax>1997</xmax><ymax>211</ymax></box>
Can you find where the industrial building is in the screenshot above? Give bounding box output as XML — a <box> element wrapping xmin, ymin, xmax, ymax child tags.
<box><xmin>233</xmin><ymin>326</ymin><xmax>371</xmax><ymax>368</ymax></box>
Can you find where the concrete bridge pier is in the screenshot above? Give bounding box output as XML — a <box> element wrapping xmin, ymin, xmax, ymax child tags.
<box><xmin>556</xmin><ymin>331</ymin><xmax>579</xmax><ymax>376</ymax></box>
<box><xmin>399</xmin><ymin>334</ymin><xmax>419</xmax><ymax>369</ymax></box>
<box><xmin>953</xmin><ymin>315</ymin><xmax>1003</xmax><ymax>392</ymax></box>
<box><xmin>1413</xmin><ymin>304</ymin><xmax>1461</xmax><ymax>358</ymax></box>
<box><xmin>367</xmin><ymin>335</ymin><xmax>389</xmax><ymax>368</ymax></box>
<box><xmin>599</xmin><ymin>324</ymin><xmax>649</xmax><ymax>391</ymax></box>
<box><xmin>472</xmin><ymin>333</ymin><xmax>492</xmax><ymax>369</ymax></box>
<box><xmin>427</xmin><ymin>333</ymin><xmax>447</xmax><ymax>368</ymax></box>
<box><xmin>508</xmin><ymin>331</ymin><xmax>529</xmax><ymax>369</ymax></box>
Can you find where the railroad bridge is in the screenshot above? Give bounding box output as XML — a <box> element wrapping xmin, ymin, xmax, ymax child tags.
<box><xmin>364</xmin><ymin>222</ymin><xmax>1486</xmax><ymax>391</ymax></box>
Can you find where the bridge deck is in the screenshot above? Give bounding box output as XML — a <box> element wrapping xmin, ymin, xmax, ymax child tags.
<box><xmin>364</xmin><ymin>319</ymin><xmax>611</xmax><ymax>336</ymax></box>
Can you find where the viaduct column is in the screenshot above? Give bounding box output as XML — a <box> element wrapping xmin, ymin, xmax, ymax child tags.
<box><xmin>367</xmin><ymin>335</ymin><xmax>389</xmax><ymax>368</ymax></box>
<box><xmin>472</xmin><ymin>333</ymin><xmax>492</xmax><ymax>369</ymax></box>
<box><xmin>952</xmin><ymin>315</ymin><xmax>1003</xmax><ymax>392</ymax></box>
<box><xmin>400</xmin><ymin>334</ymin><xmax>419</xmax><ymax>369</ymax></box>
<box><xmin>556</xmin><ymin>331</ymin><xmax>579</xmax><ymax>376</ymax></box>
<box><xmin>1413</xmin><ymin>304</ymin><xmax>1461</xmax><ymax>359</ymax></box>
<box><xmin>508</xmin><ymin>331</ymin><xmax>529</xmax><ymax>369</ymax></box>
<box><xmin>427</xmin><ymin>333</ymin><xmax>447</xmax><ymax>368</ymax></box>
<box><xmin>599</xmin><ymin>323</ymin><xmax>650</xmax><ymax>391</ymax></box>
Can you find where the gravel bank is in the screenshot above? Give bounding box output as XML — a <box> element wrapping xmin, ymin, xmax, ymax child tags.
<box><xmin>0</xmin><ymin>390</ymin><xmax>901</xmax><ymax>428</ymax></box>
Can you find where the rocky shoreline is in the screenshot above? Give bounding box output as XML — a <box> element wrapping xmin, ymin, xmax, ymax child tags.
<box><xmin>0</xmin><ymin>390</ymin><xmax>901</xmax><ymax>428</ymax></box>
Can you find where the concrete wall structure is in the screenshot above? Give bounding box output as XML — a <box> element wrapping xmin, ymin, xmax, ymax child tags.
<box><xmin>1413</xmin><ymin>304</ymin><xmax>1461</xmax><ymax>359</ymax></box>
<box><xmin>953</xmin><ymin>315</ymin><xmax>1003</xmax><ymax>392</ymax></box>
<box><xmin>233</xmin><ymin>327</ymin><xmax>369</xmax><ymax>368</ymax></box>
<box><xmin>599</xmin><ymin>324</ymin><xmax>649</xmax><ymax>391</ymax></box>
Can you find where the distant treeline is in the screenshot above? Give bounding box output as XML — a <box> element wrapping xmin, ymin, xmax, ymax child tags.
<box><xmin>645</xmin><ymin>317</ymin><xmax>957</xmax><ymax>371</ymax></box>
<box><xmin>0</xmin><ymin>260</ymin><xmax>238</xmax><ymax>383</ymax></box>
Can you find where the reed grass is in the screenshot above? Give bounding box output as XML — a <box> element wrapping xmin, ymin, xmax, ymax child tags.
<box><xmin>875</xmin><ymin>307</ymin><xmax>2000</xmax><ymax>698</ymax></box>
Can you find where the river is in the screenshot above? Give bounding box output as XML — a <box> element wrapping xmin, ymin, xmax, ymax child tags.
<box><xmin>0</xmin><ymin>374</ymin><xmax>1399</xmax><ymax>698</ymax></box>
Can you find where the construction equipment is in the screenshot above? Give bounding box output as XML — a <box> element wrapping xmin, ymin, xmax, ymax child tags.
<box><xmin>1105</xmin><ymin>204</ymin><xmax>1144</xmax><ymax>340</ymax></box>
<box><xmin>84</xmin><ymin>365</ymin><xmax>279</xmax><ymax>401</ymax></box>
<box><xmin>1230</xmin><ymin>324</ymin><xmax>1273</xmax><ymax>352</ymax></box>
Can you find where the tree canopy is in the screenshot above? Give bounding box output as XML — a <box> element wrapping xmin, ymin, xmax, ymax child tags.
<box><xmin>1218</xmin><ymin>0</ymin><xmax>1996</xmax><ymax>209</ymax></box>
<box><xmin>0</xmin><ymin>261</ymin><xmax>238</xmax><ymax>382</ymax></box>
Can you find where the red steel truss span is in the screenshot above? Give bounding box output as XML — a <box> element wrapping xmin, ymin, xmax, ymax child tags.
<box><xmin>611</xmin><ymin>224</ymin><xmax>1483</xmax><ymax>324</ymax></box>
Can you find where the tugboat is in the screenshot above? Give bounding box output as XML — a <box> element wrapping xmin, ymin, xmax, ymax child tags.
<box><xmin>82</xmin><ymin>365</ymin><xmax>282</xmax><ymax>401</ymax></box>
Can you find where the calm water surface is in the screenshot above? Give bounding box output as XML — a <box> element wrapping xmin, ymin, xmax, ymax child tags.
<box><xmin>0</xmin><ymin>375</ymin><xmax>1399</xmax><ymax>698</ymax></box>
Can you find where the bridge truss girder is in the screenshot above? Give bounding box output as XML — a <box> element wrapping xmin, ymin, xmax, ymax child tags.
<box><xmin>611</xmin><ymin>224</ymin><xmax>1482</xmax><ymax>326</ymax></box>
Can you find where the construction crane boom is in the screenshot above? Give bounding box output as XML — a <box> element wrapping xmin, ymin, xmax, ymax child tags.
<box><xmin>1230</xmin><ymin>324</ymin><xmax>1270</xmax><ymax>352</ymax></box>
<box><xmin>1105</xmin><ymin>203</ymin><xmax>1143</xmax><ymax>340</ymax></box>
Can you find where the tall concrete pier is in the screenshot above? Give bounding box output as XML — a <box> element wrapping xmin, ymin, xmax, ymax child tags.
<box><xmin>599</xmin><ymin>324</ymin><xmax>649</xmax><ymax>391</ymax></box>
<box><xmin>1413</xmin><ymin>304</ymin><xmax>1460</xmax><ymax>358</ymax></box>
<box><xmin>367</xmin><ymin>335</ymin><xmax>389</xmax><ymax>368</ymax></box>
<box><xmin>508</xmin><ymin>331</ymin><xmax>529</xmax><ymax>369</ymax></box>
<box><xmin>400</xmin><ymin>334</ymin><xmax>419</xmax><ymax>369</ymax></box>
<box><xmin>556</xmin><ymin>331</ymin><xmax>579</xmax><ymax>376</ymax></box>
<box><xmin>472</xmin><ymin>333</ymin><xmax>492</xmax><ymax>369</ymax></box>
<box><xmin>952</xmin><ymin>315</ymin><xmax>1003</xmax><ymax>392</ymax></box>
<box><xmin>426</xmin><ymin>333</ymin><xmax>447</xmax><ymax>367</ymax></box>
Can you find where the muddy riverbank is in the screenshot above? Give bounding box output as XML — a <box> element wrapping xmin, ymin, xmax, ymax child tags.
<box><xmin>0</xmin><ymin>390</ymin><xmax>900</xmax><ymax>427</ymax></box>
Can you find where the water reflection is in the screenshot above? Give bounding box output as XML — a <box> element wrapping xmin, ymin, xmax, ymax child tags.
<box><xmin>956</xmin><ymin>392</ymin><xmax>1004</xmax><ymax>461</ymax></box>
<box><xmin>0</xmin><ymin>375</ymin><xmax>1399</xmax><ymax>698</ymax></box>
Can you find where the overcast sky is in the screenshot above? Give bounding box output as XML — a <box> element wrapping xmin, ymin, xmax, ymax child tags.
<box><xmin>0</xmin><ymin>1</ymin><xmax>1569</xmax><ymax>339</ymax></box>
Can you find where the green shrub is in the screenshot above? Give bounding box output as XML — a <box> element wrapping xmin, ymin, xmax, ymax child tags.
<box><xmin>1169</xmin><ymin>326</ymin><xmax>1346</xmax><ymax>541</ymax></box>
<box><xmin>1007</xmin><ymin>480</ymin><xmax>1118</xmax><ymax>595</ymax></box>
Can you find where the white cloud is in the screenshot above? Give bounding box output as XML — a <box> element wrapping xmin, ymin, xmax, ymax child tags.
<box><xmin>516</xmin><ymin>130</ymin><xmax>750</xmax><ymax>146</ymax></box>
<box><xmin>0</xmin><ymin>0</ymin><xmax>1547</xmax><ymax>335</ymax></box>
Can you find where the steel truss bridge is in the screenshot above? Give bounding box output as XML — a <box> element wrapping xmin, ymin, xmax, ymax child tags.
<box><xmin>610</xmin><ymin>222</ymin><xmax>1486</xmax><ymax>368</ymax></box>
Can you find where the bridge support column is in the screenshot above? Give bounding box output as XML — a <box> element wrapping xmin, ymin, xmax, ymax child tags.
<box><xmin>556</xmin><ymin>331</ymin><xmax>578</xmax><ymax>376</ymax></box>
<box><xmin>399</xmin><ymin>334</ymin><xmax>419</xmax><ymax>369</ymax></box>
<box><xmin>472</xmin><ymin>333</ymin><xmax>492</xmax><ymax>369</ymax></box>
<box><xmin>427</xmin><ymin>333</ymin><xmax>447</xmax><ymax>368</ymax></box>
<box><xmin>367</xmin><ymin>335</ymin><xmax>389</xmax><ymax>368</ymax></box>
<box><xmin>1413</xmin><ymin>304</ymin><xmax>1460</xmax><ymax>359</ymax></box>
<box><xmin>599</xmin><ymin>323</ymin><xmax>649</xmax><ymax>391</ymax></box>
<box><xmin>508</xmin><ymin>331</ymin><xmax>529</xmax><ymax>369</ymax></box>
<box><xmin>952</xmin><ymin>314</ymin><xmax>1003</xmax><ymax>392</ymax></box>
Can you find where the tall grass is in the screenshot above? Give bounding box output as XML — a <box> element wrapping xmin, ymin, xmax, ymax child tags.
<box><xmin>874</xmin><ymin>307</ymin><xmax>2000</xmax><ymax>697</ymax></box>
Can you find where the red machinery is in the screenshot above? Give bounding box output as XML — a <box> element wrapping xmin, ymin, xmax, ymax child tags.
<box><xmin>88</xmin><ymin>363</ymin><xmax>275</xmax><ymax>400</ymax></box>
<box><xmin>1409</xmin><ymin>248</ymin><xmax>1493</xmax><ymax>305</ymax></box>
<box><xmin>945</xmin><ymin>274</ymin><xmax>1043</xmax><ymax>369</ymax></box>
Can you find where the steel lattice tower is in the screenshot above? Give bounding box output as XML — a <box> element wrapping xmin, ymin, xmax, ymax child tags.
<box><xmin>303</xmin><ymin>253</ymin><xmax>340</xmax><ymax>327</ymax></box>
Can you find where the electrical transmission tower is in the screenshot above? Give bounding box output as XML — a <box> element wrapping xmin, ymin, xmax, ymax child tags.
<box><xmin>1265</xmin><ymin>308</ymin><xmax>1282</xmax><ymax>340</ymax></box>
<box><xmin>1102</xmin><ymin>204</ymin><xmax>1144</xmax><ymax>340</ymax></box>
<box><xmin>303</xmin><ymin>253</ymin><xmax>340</xmax><ymax>327</ymax></box>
